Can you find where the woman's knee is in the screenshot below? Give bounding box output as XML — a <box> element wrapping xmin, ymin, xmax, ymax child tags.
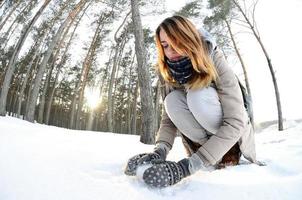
<box><xmin>187</xmin><ymin>87</ymin><xmax>222</xmax><ymax>133</ymax></box>
<box><xmin>164</xmin><ymin>90</ymin><xmax>186</xmax><ymax>116</ymax></box>
<box><xmin>187</xmin><ymin>87</ymin><xmax>220</xmax><ymax>106</ymax></box>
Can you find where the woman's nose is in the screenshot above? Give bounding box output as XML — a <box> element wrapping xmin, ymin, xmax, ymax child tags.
<box><xmin>169</xmin><ymin>46</ymin><xmax>176</xmax><ymax>53</ymax></box>
<box><xmin>168</xmin><ymin>46</ymin><xmax>178</xmax><ymax>56</ymax></box>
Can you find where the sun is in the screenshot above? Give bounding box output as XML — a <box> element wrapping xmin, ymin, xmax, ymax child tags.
<box><xmin>85</xmin><ymin>88</ymin><xmax>101</xmax><ymax>109</ymax></box>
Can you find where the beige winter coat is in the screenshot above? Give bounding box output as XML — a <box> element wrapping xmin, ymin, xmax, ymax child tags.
<box><xmin>156</xmin><ymin>48</ymin><xmax>257</xmax><ymax>166</ymax></box>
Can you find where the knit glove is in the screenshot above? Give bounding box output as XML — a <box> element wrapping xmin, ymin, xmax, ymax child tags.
<box><xmin>124</xmin><ymin>148</ymin><xmax>166</xmax><ymax>176</ymax></box>
<box><xmin>124</xmin><ymin>153</ymin><xmax>148</xmax><ymax>176</ymax></box>
<box><xmin>142</xmin><ymin>158</ymin><xmax>190</xmax><ymax>188</ymax></box>
<box><xmin>137</xmin><ymin>147</ymin><xmax>166</xmax><ymax>165</ymax></box>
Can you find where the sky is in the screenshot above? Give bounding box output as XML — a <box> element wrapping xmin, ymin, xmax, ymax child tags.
<box><xmin>1</xmin><ymin>116</ymin><xmax>302</xmax><ymax>200</ymax></box>
<box><xmin>160</xmin><ymin>0</ymin><xmax>302</xmax><ymax>123</ymax></box>
<box><xmin>233</xmin><ymin>0</ymin><xmax>302</xmax><ymax>123</ymax></box>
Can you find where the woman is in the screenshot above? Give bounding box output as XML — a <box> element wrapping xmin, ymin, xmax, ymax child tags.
<box><xmin>124</xmin><ymin>15</ymin><xmax>258</xmax><ymax>188</ymax></box>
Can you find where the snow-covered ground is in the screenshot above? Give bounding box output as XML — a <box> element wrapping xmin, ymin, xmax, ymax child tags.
<box><xmin>0</xmin><ymin>116</ymin><xmax>302</xmax><ymax>200</ymax></box>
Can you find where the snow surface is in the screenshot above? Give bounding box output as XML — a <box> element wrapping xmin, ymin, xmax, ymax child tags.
<box><xmin>1</xmin><ymin>116</ymin><xmax>302</xmax><ymax>200</ymax></box>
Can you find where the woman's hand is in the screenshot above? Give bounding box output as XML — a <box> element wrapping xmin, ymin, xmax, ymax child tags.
<box><xmin>142</xmin><ymin>158</ymin><xmax>191</xmax><ymax>188</ymax></box>
<box><xmin>124</xmin><ymin>148</ymin><xmax>166</xmax><ymax>176</ymax></box>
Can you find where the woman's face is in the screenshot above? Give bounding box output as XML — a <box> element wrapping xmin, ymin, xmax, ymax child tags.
<box><xmin>159</xmin><ymin>29</ymin><xmax>184</xmax><ymax>62</ymax></box>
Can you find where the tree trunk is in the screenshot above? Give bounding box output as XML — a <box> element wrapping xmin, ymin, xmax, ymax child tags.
<box><xmin>107</xmin><ymin>12</ymin><xmax>130</xmax><ymax>132</ymax></box>
<box><xmin>19</xmin><ymin>40</ymin><xmax>47</xmax><ymax>118</ymax></box>
<box><xmin>46</xmin><ymin>3</ymin><xmax>91</xmax><ymax>126</ymax></box>
<box><xmin>126</xmin><ymin>54</ymin><xmax>135</xmax><ymax>134</ymax></box>
<box><xmin>0</xmin><ymin>16</ymin><xmax>17</xmax><ymax>46</ymax></box>
<box><xmin>131</xmin><ymin>81</ymin><xmax>139</xmax><ymax>135</ymax></box>
<box><xmin>24</xmin><ymin>54</ymin><xmax>41</xmax><ymax>118</ymax></box>
<box><xmin>2</xmin><ymin>21</ymin><xmax>18</xmax><ymax>50</ymax></box>
<box><xmin>69</xmin><ymin>86</ymin><xmax>79</xmax><ymax>129</ymax></box>
<box><xmin>37</xmin><ymin>35</ymin><xmax>67</xmax><ymax>124</ymax></box>
<box><xmin>76</xmin><ymin>13</ymin><xmax>105</xmax><ymax>130</ymax></box>
<box><xmin>94</xmin><ymin>48</ymin><xmax>114</xmax><ymax>131</ymax></box>
<box><xmin>8</xmin><ymin>89</ymin><xmax>15</xmax><ymax>116</ymax></box>
<box><xmin>0</xmin><ymin>0</ymin><xmax>6</xmax><ymax>11</ymax></box>
<box><xmin>117</xmin><ymin>67</ymin><xmax>129</xmax><ymax>134</ymax></box>
<box><xmin>0</xmin><ymin>3</ymin><xmax>28</xmax><ymax>49</ymax></box>
<box><xmin>154</xmin><ymin>79</ymin><xmax>161</xmax><ymax>131</ymax></box>
<box><xmin>232</xmin><ymin>0</ymin><xmax>283</xmax><ymax>130</ymax></box>
<box><xmin>25</xmin><ymin>0</ymin><xmax>87</xmax><ymax>122</ymax></box>
<box><xmin>86</xmin><ymin>109</ymin><xmax>94</xmax><ymax>130</ymax></box>
<box><xmin>111</xmin><ymin>38</ymin><xmax>128</xmax><ymax>132</ymax></box>
<box><xmin>17</xmin><ymin>51</ymin><xmax>42</xmax><ymax>118</ymax></box>
<box><xmin>0</xmin><ymin>0</ymin><xmax>51</xmax><ymax>116</ymax></box>
<box><xmin>107</xmin><ymin>44</ymin><xmax>119</xmax><ymax>132</ymax></box>
<box><xmin>224</xmin><ymin>19</ymin><xmax>254</xmax><ymax>126</ymax></box>
<box><xmin>45</xmin><ymin>66</ymin><xmax>60</xmax><ymax>125</ymax></box>
<box><xmin>108</xmin><ymin>38</ymin><xmax>126</xmax><ymax>132</ymax></box>
<box><xmin>70</xmin><ymin>67</ymin><xmax>86</xmax><ymax>129</ymax></box>
<box><xmin>131</xmin><ymin>0</ymin><xmax>155</xmax><ymax>143</ymax></box>
<box><xmin>127</xmin><ymin>103</ymin><xmax>132</xmax><ymax>134</ymax></box>
<box><xmin>0</xmin><ymin>0</ymin><xmax>22</xmax><ymax>31</ymax></box>
<box><xmin>1</xmin><ymin>0</ymin><xmax>36</xmax><ymax>47</ymax></box>
<box><xmin>37</xmin><ymin>65</ymin><xmax>54</xmax><ymax>123</ymax></box>
<box><xmin>10</xmin><ymin>78</ymin><xmax>20</xmax><ymax>115</ymax></box>
<box><xmin>41</xmin><ymin>3</ymin><xmax>83</xmax><ymax>124</ymax></box>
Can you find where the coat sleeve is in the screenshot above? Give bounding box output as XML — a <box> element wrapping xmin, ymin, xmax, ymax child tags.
<box><xmin>195</xmin><ymin>49</ymin><xmax>250</xmax><ymax>166</ymax></box>
<box><xmin>155</xmin><ymin>75</ymin><xmax>177</xmax><ymax>149</ymax></box>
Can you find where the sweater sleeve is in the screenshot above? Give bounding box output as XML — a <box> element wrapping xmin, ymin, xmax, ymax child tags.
<box><xmin>195</xmin><ymin>49</ymin><xmax>249</xmax><ymax>166</ymax></box>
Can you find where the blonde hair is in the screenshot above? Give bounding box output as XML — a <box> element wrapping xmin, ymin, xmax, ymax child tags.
<box><xmin>155</xmin><ymin>15</ymin><xmax>217</xmax><ymax>89</ymax></box>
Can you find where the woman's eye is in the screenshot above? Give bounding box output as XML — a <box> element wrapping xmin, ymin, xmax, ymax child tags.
<box><xmin>162</xmin><ymin>44</ymin><xmax>168</xmax><ymax>49</ymax></box>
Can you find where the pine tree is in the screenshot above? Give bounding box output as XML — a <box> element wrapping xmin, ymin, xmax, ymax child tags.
<box><xmin>131</xmin><ymin>0</ymin><xmax>155</xmax><ymax>144</ymax></box>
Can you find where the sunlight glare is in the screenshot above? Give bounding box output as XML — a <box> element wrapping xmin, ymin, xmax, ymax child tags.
<box><xmin>85</xmin><ymin>88</ymin><xmax>101</xmax><ymax>109</ymax></box>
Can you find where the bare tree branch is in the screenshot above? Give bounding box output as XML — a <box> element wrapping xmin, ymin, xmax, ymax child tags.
<box><xmin>232</xmin><ymin>18</ymin><xmax>252</xmax><ymax>29</ymax></box>
<box><xmin>114</xmin><ymin>11</ymin><xmax>131</xmax><ymax>43</ymax></box>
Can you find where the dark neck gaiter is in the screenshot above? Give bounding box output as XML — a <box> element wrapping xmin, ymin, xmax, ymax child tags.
<box><xmin>166</xmin><ymin>57</ymin><xmax>193</xmax><ymax>85</ymax></box>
